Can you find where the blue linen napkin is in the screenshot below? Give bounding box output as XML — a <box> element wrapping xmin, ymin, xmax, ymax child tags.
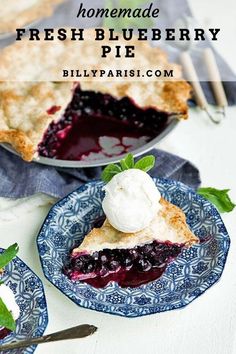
<box><xmin>0</xmin><ymin>147</ymin><xmax>201</xmax><ymax>199</ymax></box>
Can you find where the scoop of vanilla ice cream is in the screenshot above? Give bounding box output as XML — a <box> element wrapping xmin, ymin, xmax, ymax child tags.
<box><xmin>0</xmin><ymin>283</ymin><xmax>20</xmax><ymax>320</ymax></box>
<box><xmin>102</xmin><ymin>169</ymin><xmax>162</xmax><ymax>233</ymax></box>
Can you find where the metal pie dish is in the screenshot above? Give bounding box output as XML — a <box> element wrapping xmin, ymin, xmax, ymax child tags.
<box><xmin>1</xmin><ymin>117</ymin><xmax>179</xmax><ymax>168</ymax></box>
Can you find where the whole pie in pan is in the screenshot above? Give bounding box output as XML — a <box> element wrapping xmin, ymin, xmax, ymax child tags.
<box><xmin>0</xmin><ymin>30</ymin><xmax>191</xmax><ymax>162</ymax></box>
<box><xmin>63</xmin><ymin>198</ymin><xmax>199</xmax><ymax>288</ymax></box>
<box><xmin>0</xmin><ymin>0</ymin><xmax>64</xmax><ymax>34</ymax></box>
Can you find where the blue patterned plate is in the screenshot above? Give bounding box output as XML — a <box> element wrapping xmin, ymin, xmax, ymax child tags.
<box><xmin>0</xmin><ymin>251</ymin><xmax>48</xmax><ymax>353</ymax></box>
<box><xmin>37</xmin><ymin>178</ymin><xmax>230</xmax><ymax>317</ymax></box>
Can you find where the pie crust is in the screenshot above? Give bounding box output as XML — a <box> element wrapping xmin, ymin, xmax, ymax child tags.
<box><xmin>0</xmin><ymin>29</ymin><xmax>191</xmax><ymax>161</ymax></box>
<box><xmin>0</xmin><ymin>0</ymin><xmax>64</xmax><ymax>34</ymax></box>
<box><xmin>73</xmin><ymin>198</ymin><xmax>199</xmax><ymax>255</ymax></box>
<box><xmin>0</xmin><ymin>82</ymin><xmax>74</xmax><ymax>160</ymax></box>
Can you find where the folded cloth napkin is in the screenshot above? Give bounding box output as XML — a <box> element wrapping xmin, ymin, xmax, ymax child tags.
<box><xmin>0</xmin><ymin>147</ymin><xmax>201</xmax><ymax>199</ymax></box>
<box><xmin>1</xmin><ymin>0</ymin><xmax>235</xmax><ymax>105</ymax></box>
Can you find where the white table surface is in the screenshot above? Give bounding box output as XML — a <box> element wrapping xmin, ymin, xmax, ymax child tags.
<box><xmin>1</xmin><ymin>1</ymin><xmax>236</xmax><ymax>353</ymax></box>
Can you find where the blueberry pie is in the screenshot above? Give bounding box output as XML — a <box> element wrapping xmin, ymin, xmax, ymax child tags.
<box><xmin>0</xmin><ymin>30</ymin><xmax>191</xmax><ymax>161</ymax></box>
<box><xmin>0</xmin><ymin>0</ymin><xmax>64</xmax><ymax>34</ymax></box>
<box><xmin>63</xmin><ymin>163</ymin><xmax>199</xmax><ymax>288</ymax></box>
<box><xmin>64</xmin><ymin>198</ymin><xmax>199</xmax><ymax>288</ymax></box>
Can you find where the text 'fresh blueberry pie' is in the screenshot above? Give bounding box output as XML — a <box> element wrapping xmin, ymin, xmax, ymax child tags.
<box><xmin>0</xmin><ymin>30</ymin><xmax>191</xmax><ymax>162</ymax></box>
<box><xmin>63</xmin><ymin>165</ymin><xmax>199</xmax><ymax>288</ymax></box>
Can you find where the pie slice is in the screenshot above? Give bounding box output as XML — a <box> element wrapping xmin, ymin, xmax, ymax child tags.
<box><xmin>0</xmin><ymin>29</ymin><xmax>191</xmax><ymax>162</ymax></box>
<box><xmin>63</xmin><ymin>198</ymin><xmax>199</xmax><ymax>288</ymax></box>
<box><xmin>0</xmin><ymin>0</ymin><xmax>64</xmax><ymax>34</ymax></box>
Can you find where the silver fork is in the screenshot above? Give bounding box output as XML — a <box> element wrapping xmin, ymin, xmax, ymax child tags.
<box><xmin>0</xmin><ymin>324</ymin><xmax>97</xmax><ymax>352</ymax></box>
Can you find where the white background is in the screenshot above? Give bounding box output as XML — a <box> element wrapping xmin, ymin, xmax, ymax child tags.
<box><xmin>1</xmin><ymin>0</ymin><xmax>236</xmax><ymax>353</ymax></box>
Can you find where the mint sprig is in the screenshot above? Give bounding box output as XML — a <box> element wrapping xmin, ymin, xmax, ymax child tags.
<box><xmin>197</xmin><ymin>187</ymin><xmax>235</xmax><ymax>213</ymax></box>
<box><xmin>101</xmin><ymin>154</ymin><xmax>235</xmax><ymax>214</ymax></box>
<box><xmin>0</xmin><ymin>243</ymin><xmax>19</xmax><ymax>331</ymax></box>
<box><xmin>0</xmin><ymin>243</ymin><xmax>19</xmax><ymax>269</ymax></box>
<box><xmin>101</xmin><ymin>164</ymin><xmax>122</xmax><ymax>183</ymax></box>
<box><xmin>120</xmin><ymin>153</ymin><xmax>134</xmax><ymax>170</ymax></box>
<box><xmin>0</xmin><ymin>298</ymin><xmax>16</xmax><ymax>331</ymax></box>
<box><xmin>101</xmin><ymin>153</ymin><xmax>155</xmax><ymax>183</ymax></box>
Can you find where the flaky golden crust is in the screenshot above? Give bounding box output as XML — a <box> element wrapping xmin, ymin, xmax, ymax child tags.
<box><xmin>0</xmin><ymin>81</ymin><xmax>74</xmax><ymax>161</ymax></box>
<box><xmin>73</xmin><ymin>198</ymin><xmax>199</xmax><ymax>254</ymax></box>
<box><xmin>0</xmin><ymin>29</ymin><xmax>191</xmax><ymax>160</ymax></box>
<box><xmin>0</xmin><ymin>130</ymin><xmax>34</xmax><ymax>161</ymax></box>
<box><xmin>0</xmin><ymin>0</ymin><xmax>64</xmax><ymax>33</ymax></box>
<box><xmin>80</xmin><ymin>81</ymin><xmax>190</xmax><ymax>119</ymax></box>
<box><xmin>159</xmin><ymin>198</ymin><xmax>199</xmax><ymax>247</ymax></box>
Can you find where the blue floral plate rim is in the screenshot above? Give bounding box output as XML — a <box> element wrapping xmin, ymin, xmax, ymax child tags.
<box><xmin>0</xmin><ymin>249</ymin><xmax>49</xmax><ymax>353</ymax></box>
<box><xmin>37</xmin><ymin>178</ymin><xmax>230</xmax><ymax>318</ymax></box>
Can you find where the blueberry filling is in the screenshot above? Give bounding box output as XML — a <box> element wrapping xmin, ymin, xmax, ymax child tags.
<box><xmin>38</xmin><ymin>86</ymin><xmax>170</xmax><ymax>160</ymax></box>
<box><xmin>63</xmin><ymin>240</ymin><xmax>183</xmax><ymax>288</ymax></box>
<box><xmin>0</xmin><ymin>327</ymin><xmax>11</xmax><ymax>340</ymax></box>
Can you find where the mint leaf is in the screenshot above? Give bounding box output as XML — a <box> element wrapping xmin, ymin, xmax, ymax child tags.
<box><xmin>120</xmin><ymin>159</ymin><xmax>129</xmax><ymax>171</ymax></box>
<box><xmin>0</xmin><ymin>243</ymin><xmax>19</xmax><ymax>269</ymax></box>
<box><xmin>124</xmin><ymin>153</ymin><xmax>135</xmax><ymax>168</ymax></box>
<box><xmin>0</xmin><ymin>297</ymin><xmax>16</xmax><ymax>331</ymax></box>
<box><xmin>101</xmin><ymin>154</ymin><xmax>155</xmax><ymax>183</ymax></box>
<box><xmin>120</xmin><ymin>153</ymin><xmax>135</xmax><ymax>170</ymax></box>
<box><xmin>101</xmin><ymin>164</ymin><xmax>122</xmax><ymax>183</ymax></box>
<box><xmin>197</xmin><ymin>188</ymin><xmax>235</xmax><ymax>213</ymax></box>
<box><xmin>134</xmin><ymin>155</ymin><xmax>155</xmax><ymax>172</ymax></box>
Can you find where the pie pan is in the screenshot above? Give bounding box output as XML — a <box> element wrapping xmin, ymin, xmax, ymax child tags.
<box><xmin>37</xmin><ymin>178</ymin><xmax>230</xmax><ymax>317</ymax></box>
<box><xmin>0</xmin><ymin>117</ymin><xmax>178</xmax><ymax>168</ymax></box>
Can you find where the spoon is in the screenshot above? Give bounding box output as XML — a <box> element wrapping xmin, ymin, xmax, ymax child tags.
<box><xmin>0</xmin><ymin>324</ymin><xmax>97</xmax><ymax>352</ymax></box>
